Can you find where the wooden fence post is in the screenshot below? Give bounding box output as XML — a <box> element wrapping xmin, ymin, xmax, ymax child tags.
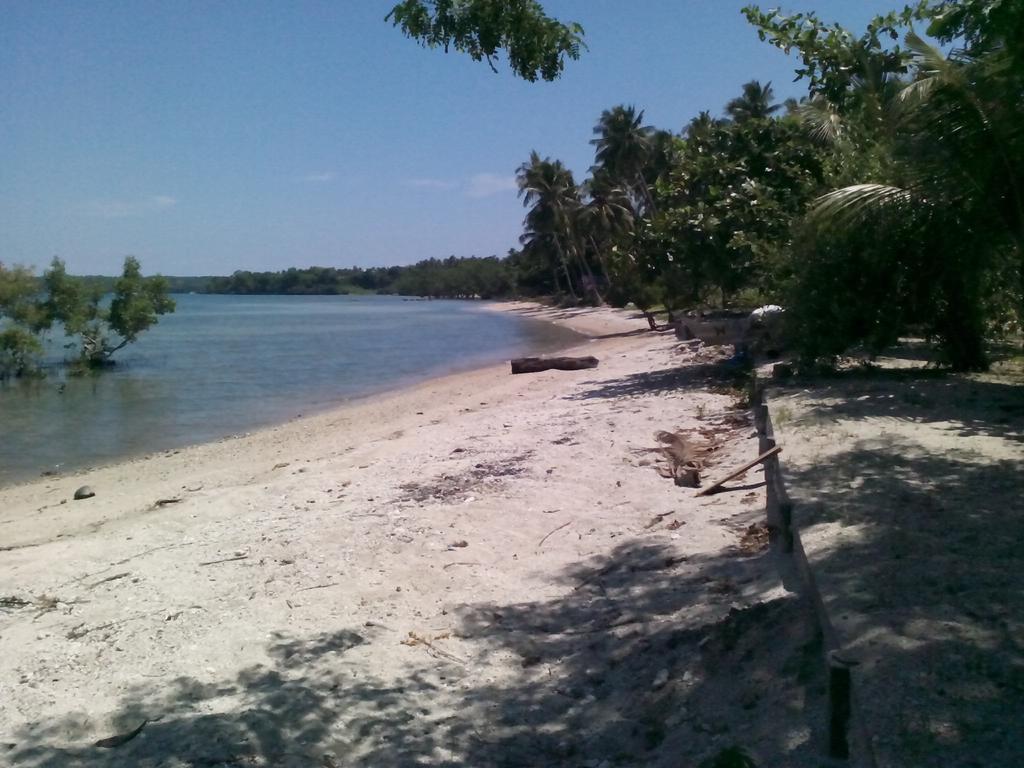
<box><xmin>828</xmin><ymin>650</ymin><xmax>855</xmax><ymax>759</ymax></box>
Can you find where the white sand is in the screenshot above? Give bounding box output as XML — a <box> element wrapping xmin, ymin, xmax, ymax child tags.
<box><xmin>1</xmin><ymin>303</ymin><xmax>824</xmax><ymax>767</ymax></box>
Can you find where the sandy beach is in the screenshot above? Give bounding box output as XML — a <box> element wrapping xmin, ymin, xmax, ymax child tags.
<box><xmin>1</xmin><ymin>303</ymin><xmax>825</xmax><ymax>767</ymax></box>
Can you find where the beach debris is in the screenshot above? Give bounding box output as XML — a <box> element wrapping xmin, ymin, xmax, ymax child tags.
<box><xmin>696</xmin><ymin>445</ymin><xmax>781</xmax><ymax>497</ymax></box>
<box><xmin>537</xmin><ymin>520</ymin><xmax>573</xmax><ymax>548</ymax></box>
<box><xmin>643</xmin><ymin>511</ymin><xmax>678</xmax><ymax>529</ymax></box>
<box><xmin>442</xmin><ymin>561</ymin><xmax>478</xmax><ymax>570</ymax></box>
<box><xmin>152</xmin><ymin>498</ymin><xmax>182</xmax><ymax>509</ymax></box>
<box><xmin>198</xmin><ymin>554</ymin><xmax>249</xmax><ymax>567</ymax></box>
<box><xmin>73</xmin><ymin>486</ymin><xmax>96</xmax><ymax>500</ymax></box>
<box><xmin>738</xmin><ymin>523</ymin><xmax>770</xmax><ymax>554</ymax></box>
<box><xmin>396</xmin><ymin>451</ymin><xmax>532</xmax><ymax>504</ymax></box>
<box><xmin>400</xmin><ymin>631</ymin><xmax>464</xmax><ymax>663</ymax></box>
<box><xmin>94</xmin><ymin>719</ymin><xmax>149</xmax><ymax>749</ymax></box>
<box><xmin>510</xmin><ymin>355</ymin><xmax>599</xmax><ymax>374</ymax></box>
<box><xmin>9</xmin><ymin>594</ymin><xmax>65</xmax><ymax>619</ymax></box>
<box><xmin>88</xmin><ymin>571</ymin><xmax>131</xmax><ymax>589</ymax></box>
<box><xmin>647</xmin><ymin>430</ymin><xmax>719</xmax><ymax>487</ymax></box>
<box><xmin>448</xmin><ymin>540</ymin><xmax>469</xmax><ymax>549</ymax></box>
<box><xmin>296</xmin><ymin>582</ymin><xmax>340</xmax><ymax>593</ymax></box>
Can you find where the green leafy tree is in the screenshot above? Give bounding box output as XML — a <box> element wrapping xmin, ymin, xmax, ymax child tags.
<box><xmin>752</xmin><ymin>1</ymin><xmax>1024</xmax><ymax>370</ymax></box>
<box><xmin>0</xmin><ymin>262</ymin><xmax>46</xmax><ymax>377</ymax></box>
<box><xmin>387</xmin><ymin>0</ymin><xmax>585</xmax><ymax>81</ymax></box>
<box><xmin>652</xmin><ymin>106</ymin><xmax>826</xmax><ymax>308</ymax></box>
<box><xmin>40</xmin><ymin>256</ymin><xmax>175</xmax><ymax>367</ymax></box>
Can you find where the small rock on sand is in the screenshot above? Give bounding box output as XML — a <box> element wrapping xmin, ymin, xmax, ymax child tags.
<box><xmin>73</xmin><ymin>486</ymin><xmax>95</xmax><ymax>500</ymax></box>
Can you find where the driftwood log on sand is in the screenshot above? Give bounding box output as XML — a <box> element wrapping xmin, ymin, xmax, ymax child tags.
<box><xmin>510</xmin><ymin>356</ymin><xmax>599</xmax><ymax>375</ymax></box>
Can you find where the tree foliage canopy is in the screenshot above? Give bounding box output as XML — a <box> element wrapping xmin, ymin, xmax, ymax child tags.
<box><xmin>488</xmin><ymin>0</ymin><xmax>1022</xmax><ymax>371</ymax></box>
<box><xmin>387</xmin><ymin>0</ymin><xmax>584</xmax><ymax>81</ymax></box>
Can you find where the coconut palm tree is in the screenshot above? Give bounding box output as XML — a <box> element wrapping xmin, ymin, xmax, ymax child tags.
<box><xmin>725</xmin><ymin>80</ymin><xmax>781</xmax><ymax>122</ymax></box>
<box><xmin>590</xmin><ymin>105</ymin><xmax>657</xmax><ymax>215</ymax></box>
<box><xmin>578</xmin><ymin>171</ymin><xmax>635</xmax><ymax>290</ymax></box>
<box><xmin>685</xmin><ymin>111</ymin><xmax>724</xmax><ymax>141</ymax></box>
<box><xmin>516</xmin><ymin>152</ymin><xmax>595</xmax><ymax>302</ymax></box>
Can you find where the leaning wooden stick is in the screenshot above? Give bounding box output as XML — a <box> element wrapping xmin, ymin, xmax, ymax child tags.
<box><xmin>695</xmin><ymin>445</ymin><xmax>782</xmax><ymax>497</ymax></box>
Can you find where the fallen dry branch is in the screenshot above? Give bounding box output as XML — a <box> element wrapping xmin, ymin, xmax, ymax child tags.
<box><xmin>60</xmin><ymin>542</ymin><xmax>197</xmax><ymax>589</ymax></box>
<box><xmin>94</xmin><ymin>719</ymin><xmax>149</xmax><ymax>748</ymax></box>
<box><xmin>510</xmin><ymin>356</ymin><xmax>599</xmax><ymax>375</ymax></box>
<box><xmin>295</xmin><ymin>582</ymin><xmax>340</xmax><ymax>593</ymax></box>
<box><xmin>198</xmin><ymin>554</ymin><xmax>248</xmax><ymax>567</ymax></box>
<box><xmin>152</xmin><ymin>498</ymin><xmax>182</xmax><ymax>507</ymax></box>
<box><xmin>88</xmin><ymin>572</ymin><xmax>130</xmax><ymax>589</ymax></box>
<box><xmin>696</xmin><ymin>445</ymin><xmax>782</xmax><ymax>497</ymax></box>
<box><xmin>537</xmin><ymin>520</ymin><xmax>573</xmax><ymax>548</ymax></box>
<box><xmin>442</xmin><ymin>561</ymin><xmax>479</xmax><ymax>570</ymax></box>
<box><xmin>400</xmin><ymin>631</ymin><xmax>464</xmax><ymax>663</ymax></box>
<box><xmin>66</xmin><ymin>609</ymin><xmax>162</xmax><ymax>640</ymax></box>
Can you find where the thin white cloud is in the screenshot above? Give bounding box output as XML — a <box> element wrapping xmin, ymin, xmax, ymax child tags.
<box><xmin>80</xmin><ymin>196</ymin><xmax>177</xmax><ymax>219</ymax></box>
<box><xmin>301</xmin><ymin>172</ymin><xmax>335</xmax><ymax>183</ymax></box>
<box><xmin>404</xmin><ymin>177</ymin><xmax>459</xmax><ymax>190</ymax></box>
<box><xmin>465</xmin><ymin>173</ymin><xmax>518</xmax><ymax>199</ymax></box>
<box><xmin>403</xmin><ymin>174</ymin><xmax>518</xmax><ymax>198</ymax></box>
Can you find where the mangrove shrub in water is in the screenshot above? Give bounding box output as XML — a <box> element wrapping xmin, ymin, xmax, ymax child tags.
<box><xmin>0</xmin><ymin>256</ymin><xmax>174</xmax><ymax>378</ymax></box>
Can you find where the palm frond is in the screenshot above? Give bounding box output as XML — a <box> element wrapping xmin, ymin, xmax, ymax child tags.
<box><xmin>809</xmin><ymin>183</ymin><xmax>918</xmax><ymax>228</ymax></box>
<box><xmin>798</xmin><ymin>97</ymin><xmax>842</xmax><ymax>144</ymax></box>
<box><xmin>905</xmin><ymin>31</ymin><xmax>963</xmax><ymax>85</ymax></box>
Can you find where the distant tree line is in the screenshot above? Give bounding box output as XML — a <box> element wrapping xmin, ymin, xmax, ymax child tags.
<box><xmin>202</xmin><ymin>257</ymin><xmax>519</xmax><ymax>299</ymax></box>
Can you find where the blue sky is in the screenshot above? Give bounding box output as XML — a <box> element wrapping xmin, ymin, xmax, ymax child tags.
<box><xmin>2</xmin><ymin>0</ymin><xmax>903</xmax><ymax>276</ymax></box>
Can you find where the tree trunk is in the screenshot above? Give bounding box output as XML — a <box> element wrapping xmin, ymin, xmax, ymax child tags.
<box><xmin>554</xmin><ymin>239</ymin><xmax>578</xmax><ymax>301</ymax></box>
<box><xmin>511</xmin><ymin>356</ymin><xmax>599</xmax><ymax>374</ymax></box>
<box><xmin>574</xmin><ymin>242</ymin><xmax>604</xmax><ymax>305</ymax></box>
<box><xmin>936</xmin><ymin>268</ymin><xmax>989</xmax><ymax>372</ymax></box>
<box><xmin>637</xmin><ymin>175</ymin><xmax>657</xmax><ymax>217</ymax></box>
<box><xmin>589</xmin><ymin>235</ymin><xmax>614</xmax><ymax>289</ymax></box>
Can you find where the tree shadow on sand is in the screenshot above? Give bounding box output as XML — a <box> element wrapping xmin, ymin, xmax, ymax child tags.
<box><xmin>781</xmin><ymin>368</ymin><xmax>1023</xmax><ymax>442</ymax></box>
<box><xmin>568</xmin><ymin>360</ymin><xmax>745</xmax><ymax>402</ymax></box>
<box><xmin>8</xmin><ymin>542</ymin><xmax>830</xmax><ymax>768</ymax></box>
<box><xmin>780</xmin><ymin>439</ymin><xmax>1024</xmax><ymax>766</ymax></box>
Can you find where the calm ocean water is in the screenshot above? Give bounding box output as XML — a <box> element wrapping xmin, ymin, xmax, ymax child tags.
<box><xmin>0</xmin><ymin>295</ymin><xmax>581</xmax><ymax>487</ymax></box>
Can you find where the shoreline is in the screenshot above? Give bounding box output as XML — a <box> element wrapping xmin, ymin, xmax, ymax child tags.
<box><xmin>0</xmin><ymin>303</ymin><xmax>824</xmax><ymax>766</ymax></box>
<box><xmin>0</xmin><ymin>302</ymin><xmax>639</xmax><ymax>548</ymax></box>
<box><xmin>0</xmin><ymin>299</ymin><xmax>590</xmax><ymax>492</ymax></box>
